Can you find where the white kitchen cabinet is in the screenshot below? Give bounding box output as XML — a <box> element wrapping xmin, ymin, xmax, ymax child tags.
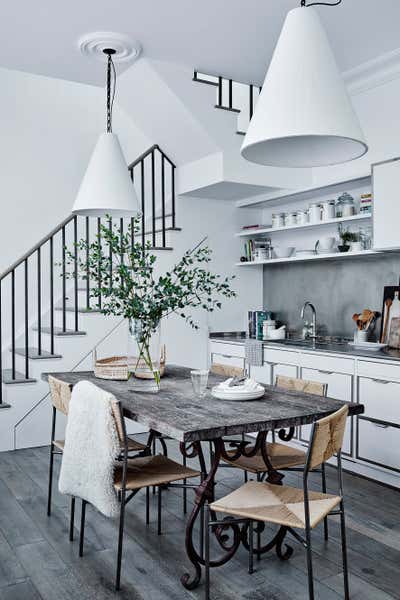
<box><xmin>357</xmin><ymin>418</ymin><xmax>400</xmax><ymax>472</ymax></box>
<box><xmin>300</xmin><ymin>367</ymin><xmax>353</xmax><ymax>455</ymax></box>
<box><xmin>358</xmin><ymin>376</ymin><xmax>400</xmax><ymax>425</ymax></box>
<box><xmin>372</xmin><ymin>156</ymin><xmax>400</xmax><ymax>250</ymax></box>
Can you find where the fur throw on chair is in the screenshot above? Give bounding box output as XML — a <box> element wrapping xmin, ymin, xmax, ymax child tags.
<box><xmin>59</xmin><ymin>380</ymin><xmax>120</xmax><ymax>517</ymax></box>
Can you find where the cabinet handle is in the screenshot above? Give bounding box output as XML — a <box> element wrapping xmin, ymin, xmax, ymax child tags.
<box><xmin>317</xmin><ymin>370</ymin><xmax>334</xmax><ymax>375</ymax></box>
<box><xmin>266</xmin><ymin>362</ymin><xmax>277</xmax><ymax>367</ymax></box>
<box><xmin>372</xmin><ymin>422</ymin><xmax>390</xmax><ymax>429</ymax></box>
<box><xmin>371</xmin><ymin>378</ymin><xmax>392</xmax><ymax>384</ymax></box>
<box><xmin>221</xmin><ymin>354</ymin><xmax>233</xmax><ymax>359</ymax></box>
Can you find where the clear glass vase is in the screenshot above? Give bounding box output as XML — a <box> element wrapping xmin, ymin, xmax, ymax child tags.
<box><xmin>127</xmin><ymin>318</ymin><xmax>161</xmax><ymax>392</ymax></box>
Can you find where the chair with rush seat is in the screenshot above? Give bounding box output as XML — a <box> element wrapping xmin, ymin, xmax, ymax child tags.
<box><xmin>47</xmin><ymin>375</ymin><xmax>148</xmax><ymax>538</ymax></box>
<box><xmin>220</xmin><ymin>375</ymin><xmax>330</xmax><ymax>539</ymax></box>
<box><xmin>73</xmin><ymin>390</ymin><xmax>201</xmax><ymax>590</ymax></box>
<box><xmin>205</xmin><ymin>405</ymin><xmax>350</xmax><ymax>600</ymax></box>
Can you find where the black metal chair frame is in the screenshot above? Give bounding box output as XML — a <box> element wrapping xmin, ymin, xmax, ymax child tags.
<box><xmin>204</xmin><ymin>421</ymin><xmax>350</xmax><ymax>600</ymax></box>
<box><xmin>77</xmin><ymin>401</ymin><xmax>201</xmax><ymax>591</ymax></box>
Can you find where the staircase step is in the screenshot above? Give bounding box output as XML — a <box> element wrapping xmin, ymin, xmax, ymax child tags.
<box><xmin>32</xmin><ymin>326</ymin><xmax>86</xmax><ymax>337</ymax></box>
<box><xmin>192</xmin><ymin>75</ymin><xmax>218</xmax><ymax>87</ymax></box>
<box><xmin>2</xmin><ymin>369</ymin><xmax>37</xmax><ymax>384</ymax></box>
<box><xmin>13</xmin><ymin>347</ymin><xmax>62</xmax><ymax>360</ymax></box>
<box><xmin>236</xmin><ymin>130</ymin><xmax>246</xmax><ymax>136</ymax></box>
<box><xmin>55</xmin><ymin>306</ymin><xmax>101</xmax><ymax>314</ymax></box>
<box><xmin>214</xmin><ymin>105</ymin><xmax>240</xmax><ymax>114</ymax></box>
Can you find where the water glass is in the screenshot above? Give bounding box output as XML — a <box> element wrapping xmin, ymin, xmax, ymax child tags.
<box><xmin>190</xmin><ymin>370</ymin><xmax>209</xmax><ymax>397</ymax></box>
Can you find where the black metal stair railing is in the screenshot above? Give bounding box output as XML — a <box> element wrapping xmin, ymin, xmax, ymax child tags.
<box><xmin>193</xmin><ymin>70</ymin><xmax>262</xmax><ymax>135</ymax></box>
<box><xmin>0</xmin><ymin>144</ymin><xmax>177</xmax><ymax>405</ymax></box>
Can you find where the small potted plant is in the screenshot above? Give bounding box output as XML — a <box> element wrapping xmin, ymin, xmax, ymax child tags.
<box><xmin>338</xmin><ymin>224</ymin><xmax>360</xmax><ymax>253</ymax></box>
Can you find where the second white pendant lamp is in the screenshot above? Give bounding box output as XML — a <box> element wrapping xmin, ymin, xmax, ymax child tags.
<box><xmin>241</xmin><ymin>1</ymin><xmax>368</xmax><ymax>168</ymax></box>
<box><xmin>72</xmin><ymin>49</ymin><xmax>139</xmax><ymax>217</ymax></box>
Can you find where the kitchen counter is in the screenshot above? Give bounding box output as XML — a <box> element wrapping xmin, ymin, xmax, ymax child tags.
<box><xmin>210</xmin><ymin>331</ymin><xmax>400</xmax><ymax>362</ymax></box>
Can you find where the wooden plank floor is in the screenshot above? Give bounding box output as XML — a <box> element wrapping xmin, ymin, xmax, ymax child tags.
<box><xmin>0</xmin><ymin>438</ymin><xmax>398</xmax><ymax>599</ymax></box>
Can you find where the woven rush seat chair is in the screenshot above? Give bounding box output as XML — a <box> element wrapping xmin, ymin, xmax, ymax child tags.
<box><xmin>74</xmin><ymin>390</ymin><xmax>201</xmax><ymax>591</ymax></box>
<box><xmin>205</xmin><ymin>405</ymin><xmax>350</xmax><ymax>600</ymax></box>
<box><xmin>47</xmin><ymin>375</ymin><xmax>148</xmax><ymax>538</ymax></box>
<box><xmin>220</xmin><ymin>375</ymin><xmax>330</xmax><ymax>539</ymax></box>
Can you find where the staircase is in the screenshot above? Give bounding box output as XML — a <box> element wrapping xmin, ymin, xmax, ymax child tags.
<box><xmin>192</xmin><ymin>70</ymin><xmax>262</xmax><ymax>138</ymax></box>
<box><xmin>0</xmin><ymin>144</ymin><xmax>178</xmax><ymax>450</ymax></box>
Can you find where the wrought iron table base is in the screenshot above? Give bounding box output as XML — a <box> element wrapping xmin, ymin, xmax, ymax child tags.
<box><xmin>180</xmin><ymin>431</ymin><xmax>293</xmax><ymax>590</ymax></box>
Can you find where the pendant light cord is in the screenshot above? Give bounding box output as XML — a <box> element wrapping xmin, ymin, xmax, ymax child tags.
<box><xmin>106</xmin><ymin>53</ymin><xmax>116</xmax><ymax>133</ymax></box>
<box><xmin>301</xmin><ymin>0</ymin><xmax>342</xmax><ymax>6</ymax></box>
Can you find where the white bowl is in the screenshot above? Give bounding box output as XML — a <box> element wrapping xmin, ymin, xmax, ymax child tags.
<box><xmin>274</xmin><ymin>247</ymin><xmax>295</xmax><ymax>259</ymax></box>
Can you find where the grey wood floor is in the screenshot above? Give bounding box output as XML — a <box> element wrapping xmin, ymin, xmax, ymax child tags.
<box><xmin>0</xmin><ymin>437</ymin><xmax>398</xmax><ymax>600</ymax></box>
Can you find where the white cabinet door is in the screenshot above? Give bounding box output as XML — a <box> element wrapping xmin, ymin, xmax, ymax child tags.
<box><xmin>273</xmin><ymin>363</ymin><xmax>298</xmax><ymax>380</ymax></box>
<box><xmin>357</xmin><ymin>418</ymin><xmax>400</xmax><ymax>472</ymax></box>
<box><xmin>372</xmin><ymin>157</ymin><xmax>400</xmax><ymax>250</ymax></box>
<box><xmin>250</xmin><ymin>364</ymin><xmax>272</xmax><ymax>385</ymax></box>
<box><xmin>300</xmin><ymin>367</ymin><xmax>353</xmax><ymax>455</ymax></box>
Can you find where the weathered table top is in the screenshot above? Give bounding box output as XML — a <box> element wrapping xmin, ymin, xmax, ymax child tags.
<box><xmin>42</xmin><ymin>365</ymin><xmax>363</xmax><ymax>443</ymax></box>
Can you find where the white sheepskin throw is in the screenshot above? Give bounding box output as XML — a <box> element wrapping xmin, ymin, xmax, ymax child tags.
<box><xmin>59</xmin><ymin>380</ymin><xmax>120</xmax><ymax>518</ymax></box>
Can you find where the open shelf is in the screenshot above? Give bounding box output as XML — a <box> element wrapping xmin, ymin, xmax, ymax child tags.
<box><xmin>235</xmin><ymin>249</ymin><xmax>382</xmax><ymax>267</ymax></box>
<box><xmin>236</xmin><ymin>174</ymin><xmax>371</xmax><ymax>209</ymax></box>
<box><xmin>237</xmin><ymin>213</ymin><xmax>371</xmax><ymax>237</ymax></box>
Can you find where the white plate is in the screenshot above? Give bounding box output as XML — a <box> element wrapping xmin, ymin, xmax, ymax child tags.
<box><xmin>348</xmin><ymin>341</ymin><xmax>387</xmax><ymax>351</ymax></box>
<box><xmin>211</xmin><ymin>387</ymin><xmax>265</xmax><ymax>401</ymax></box>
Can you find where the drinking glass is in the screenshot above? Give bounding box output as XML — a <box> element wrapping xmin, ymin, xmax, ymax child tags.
<box><xmin>190</xmin><ymin>370</ymin><xmax>209</xmax><ymax>397</ymax></box>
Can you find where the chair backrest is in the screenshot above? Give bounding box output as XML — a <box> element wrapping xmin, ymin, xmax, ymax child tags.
<box><xmin>110</xmin><ymin>399</ymin><xmax>126</xmax><ymax>445</ymax></box>
<box><xmin>275</xmin><ymin>375</ymin><xmax>327</xmax><ymax>397</ymax></box>
<box><xmin>307</xmin><ymin>405</ymin><xmax>349</xmax><ymax>471</ymax></box>
<box><xmin>211</xmin><ymin>363</ymin><xmax>244</xmax><ymax>378</ymax></box>
<box><xmin>48</xmin><ymin>375</ymin><xmax>72</xmax><ymax>415</ymax></box>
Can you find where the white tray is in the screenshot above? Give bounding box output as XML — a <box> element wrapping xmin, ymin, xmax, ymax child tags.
<box><xmin>348</xmin><ymin>341</ymin><xmax>387</xmax><ymax>351</ymax></box>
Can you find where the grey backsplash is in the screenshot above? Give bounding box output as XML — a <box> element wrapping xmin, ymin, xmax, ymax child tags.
<box><xmin>263</xmin><ymin>254</ymin><xmax>400</xmax><ymax>338</ymax></box>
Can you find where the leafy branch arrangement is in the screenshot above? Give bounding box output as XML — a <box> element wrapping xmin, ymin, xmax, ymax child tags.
<box><xmin>64</xmin><ymin>216</ymin><xmax>236</xmax><ymax>383</ymax></box>
<box><xmin>338</xmin><ymin>223</ymin><xmax>359</xmax><ymax>245</ymax></box>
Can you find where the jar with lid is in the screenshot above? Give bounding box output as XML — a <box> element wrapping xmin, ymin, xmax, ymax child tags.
<box><xmin>309</xmin><ymin>203</ymin><xmax>321</xmax><ymax>223</ymax></box>
<box><xmin>287</xmin><ymin>212</ymin><xmax>298</xmax><ymax>226</ymax></box>
<box><xmin>271</xmin><ymin>213</ymin><xmax>285</xmax><ymax>228</ymax></box>
<box><xmin>336</xmin><ymin>192</ymin><xmax>355</xmax><ymax>218</ymax></box>
<box><xmin>320</xmin><ymin>200</ymin><xmax>335</xmax><ymax>221</ymax></box>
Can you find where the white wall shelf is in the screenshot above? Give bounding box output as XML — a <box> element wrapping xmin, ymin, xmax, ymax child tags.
<box><xmin>236</xmin><ymin>173</ymin><xmax>371</xmax><ymax>209</ymax></box>
<box><xmin>237</xmin><ymin>213</ymin><xmax>371</xmax><ymax>237</ymax></box>
<box><xmin>235</xmin><ymin>249</ymin><xmax>381</xmax><ymax>267</ymax></box>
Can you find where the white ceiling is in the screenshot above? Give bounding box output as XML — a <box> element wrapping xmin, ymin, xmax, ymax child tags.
<box><xmin>2</xmin><ymin>0</ymin><xmax>400</xmax><ymax>87</ymax></box>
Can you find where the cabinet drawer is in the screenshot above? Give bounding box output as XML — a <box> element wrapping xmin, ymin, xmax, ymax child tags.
<box><xmin>301</xmin><ymin>352</ymin><xmax>354</xmax><ymax>375</ymax></box>
<box><xmin>211</xmin><ymin>353</ymin><xmax>245</xmax><ymax>369</ymax></box>
<box><xmin>264</xmin><ymin>348</ymin><xmax>300</xmax><ymax>367</ymax></box>
<box><xmin>357</xmin><ymin>418</ymin><xmax>400</xmax><ymax>472</ymax></box>
<box><xmin>302</xmin><ymin>368</ymin><xmax>353</xmax><ymax>401</ymax></box>
<box><xmin>358</xmin><ymin>377</ymin><xmax>400</xmax><ymax>425</ymax></box>
<box><xmin>209</xmin><ymin>341</ymin><xmax>245</xmax><ymax>358</ymax></box>
<box><xmin>357</xmin><ymin>360</ymin><xmax>400</xmax><ymax>383</ymax></box>
<box><xmin>273</xmin><ymin>363</ymin><xmax>298</xmax><ymax>380</ymax></box>
<box><xmin>250</xmin><ymin>364</ymin><xmax>272</xmax><ymax>385</ymax></box>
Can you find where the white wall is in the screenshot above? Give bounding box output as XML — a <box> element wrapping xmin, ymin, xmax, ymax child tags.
<box><xmin>0</xmin><ymin>67</ymin><xmax>152</xmax><ymax>273</ymax></box>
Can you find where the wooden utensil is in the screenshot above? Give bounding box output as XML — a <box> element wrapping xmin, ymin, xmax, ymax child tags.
<box><xmin>381</xmin><ymin>298</ymin><xmax>393</xmax><ymax>343</ymax></box>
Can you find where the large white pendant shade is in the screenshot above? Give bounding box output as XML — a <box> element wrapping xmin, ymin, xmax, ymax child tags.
<box><xmin>72</xmin><ymin>132</ymin><xmax>139</xmax><ymax>217</ymax></box>
<box><xmin>241</xmin><ymin>6</ymin><xmax>368</xmax><ymax>168</ymax></box>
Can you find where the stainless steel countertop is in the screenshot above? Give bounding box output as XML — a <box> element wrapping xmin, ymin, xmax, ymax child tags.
<box><xmin>210</xmin><ymin>332</ymin><xmax>400</xmax><ymax>362</ymax></box>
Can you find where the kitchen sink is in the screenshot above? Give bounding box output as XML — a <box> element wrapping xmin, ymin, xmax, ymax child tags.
<box><xmin>269</xmin><ymin>336</ymin><xmax>351</xmax><ymax>348</ymax></box>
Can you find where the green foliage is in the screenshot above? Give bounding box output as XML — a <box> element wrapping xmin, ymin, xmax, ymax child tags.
<box><xmin>64</xmin><ymin>216</ymin><xmax>236</xmax><ymax>336</ymax></box>
<box><xmin>338</xmin><ymin>223</ymin><xmax>359</xmax><ymax>244</ymax></box>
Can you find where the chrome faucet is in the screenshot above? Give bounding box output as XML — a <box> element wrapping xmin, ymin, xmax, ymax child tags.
<box><xmin>301</xmin><ymin>301</ymin><xmax>317</xmax><ymax>340</ymax></box>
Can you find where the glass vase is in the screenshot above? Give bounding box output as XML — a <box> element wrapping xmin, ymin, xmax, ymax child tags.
<box><xmin>127</xmin><ymin>319</ymin><xmax>161</xmax><ymax>392</ymax></box>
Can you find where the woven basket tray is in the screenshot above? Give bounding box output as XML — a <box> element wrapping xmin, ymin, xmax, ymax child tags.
<box><xmin>94</xmin><ymin>346</ymin><xmax>166</xmax><ymax>381</ymax></box>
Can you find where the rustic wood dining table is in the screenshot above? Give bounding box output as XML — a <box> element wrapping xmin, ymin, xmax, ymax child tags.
<box><xmin>43</xmin><ymin>365</ymin><xmax>364</xmax><ymax>590</ymax></box>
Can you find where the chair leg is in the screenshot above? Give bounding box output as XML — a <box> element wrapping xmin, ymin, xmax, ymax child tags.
<box><xmin>248</xmin><ymin>521</ymin><xmax>254</xmax><ymax>575</ymax></box>
<box><xmin>305</xmin><ymin>523</ymin><xmax>315</xmax><ymax>600</ymax></box>
<box><xmin>339</xmin><ymin>501</ymin><xmax>350</xmax><ymax>600</ymax></box>
<box><xmin>69</xmin><ymin>497</ymin><xmax>75</xmax><ymax>542</ymax></box>
<box><xmin>157</xmin><ymin>486</ymin><xmax>162</xmax><ymax>535</ymax></box>
<box><xmin>205</xmin><ymin>504</ymin><xmax>210</xmax><ymax>600</ymax></box>
<box><xmin>79</xmin><ymin>500</ymin><xmax>86</xmax><ymax>558</ymax></box>
<box><xmin>115</xmin><ymin>494</ymin><xmax>126</xmax><ymax>591</ymax></box>
<box><xmin>244</xmin><ymin>470</ymin><xmax>248</xmax><ymax>483</ymax></box>
<box><xmin>183</xmin><ymin>453</ymin><xmax>187</xmax><ymax>515</ymax></box>
<box><xmin>145</xmin><ymin>487</ymin><xmax>150</xmax><ymax>525</ymax></box>
<box><xmin>321</xmin><ymin>463</ymin><xmax>329</xmax><ymax>541</ymax></box>
<box><xmin>47</xmin><ymin>447</ymin><xmax>55</xmax><ymax>517</ymax></box>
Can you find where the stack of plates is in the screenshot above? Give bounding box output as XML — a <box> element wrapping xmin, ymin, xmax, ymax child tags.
<box><xmin>211</xmin><ymin>380</ymin><xmax>265</xmax><ymax>401</ymax></box>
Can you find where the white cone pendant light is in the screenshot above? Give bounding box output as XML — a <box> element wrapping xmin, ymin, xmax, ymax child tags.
<box><xmin>241</xmin><ymin>2</ymin><xmax>368</xmax><ymax>168</ymax></box>
<box><xmin>72</xmin><ymin>49</ymin><xmax>139</xmax><ymax>216</ymax></box>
